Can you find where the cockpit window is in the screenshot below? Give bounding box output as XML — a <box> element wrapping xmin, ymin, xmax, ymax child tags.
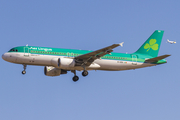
<box><xmin>8</xmin><ymin>49</ymin><xmax>18</xmax><ymax>52</ymax></box>
<box><xmin>8</xmin><ymin>49</ymin><xmax>13</xmax><ymax>52</ymax></box>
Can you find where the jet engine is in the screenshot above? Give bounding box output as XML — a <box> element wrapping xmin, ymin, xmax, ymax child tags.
<box><xmin>44</xmin><ymin>66</ymin><xmax>67</xmax><ymax>76</ymax></box>
<box><xmin>51</xmin><ymin>58</ymin><xmax>75</xmax><ymax>69</ymax></box>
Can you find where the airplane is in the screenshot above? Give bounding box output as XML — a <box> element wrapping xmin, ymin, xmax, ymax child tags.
<box><xmin>167</xmin><ymin>39</ymin><xmax>176</xmax><ymax>44</ymax></box>
<box><xmin>2</xmin><ymin>30</ymin><xmax>170</xmax><ymax>82</ymax></box>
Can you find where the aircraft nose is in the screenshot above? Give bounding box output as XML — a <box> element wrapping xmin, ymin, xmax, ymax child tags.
<box><xmin>2</xmin><ymin>53</ymin><xmax>7</xmax><ymax>61</ymax></box>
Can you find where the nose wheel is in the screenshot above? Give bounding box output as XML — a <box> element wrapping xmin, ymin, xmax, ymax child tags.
<box><xmin>22</xmin><ymin>64</ymin><xmax>27</xmax><ymax>75</ymax></box>
<box><xmin>22</xmin><ymin>70</ymin><xmax>26</xmax><ymax>74</ymax></box>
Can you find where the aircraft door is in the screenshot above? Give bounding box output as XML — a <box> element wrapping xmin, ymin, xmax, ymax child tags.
<box><xmin>132</xmin><ymin>55</ymin><xmax>137</xmax><ymax>65</ymax></box>
<box><xmin>24</xmin><ymin>47</ymin><xmax>29</xmax><ymax>56</ymax></box>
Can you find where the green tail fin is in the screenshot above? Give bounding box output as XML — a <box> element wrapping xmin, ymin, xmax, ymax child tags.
<box><xmin>135</xmin><ymin>30</ymin><xmax>164</xmax><ymax>57</ymax></box>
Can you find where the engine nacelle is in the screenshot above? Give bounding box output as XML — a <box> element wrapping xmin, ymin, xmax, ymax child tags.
<box><xmin>44</xmin><ymin>66</ymin><xmax>67</xmax><ymax>76</ymax></box>
<box><xmin>51</xmin><ymin>57</ymin><xmax>75</xmax><ymax>69</ymax></box>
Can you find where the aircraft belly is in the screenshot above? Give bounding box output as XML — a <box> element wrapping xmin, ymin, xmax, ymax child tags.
<box><xmin>94</xmin><ymin>59</ymin><xmax>127</xmax><ymax>70</ymax></box>
<box><xmin>94</xmin><ymin>59</ymin><xmax>155</xmax><ymax>71</ymax></box>
<box><xmin>31</xmin><ymin>55</ymin><xmax>52</xmax><ymax>66</ymax></box>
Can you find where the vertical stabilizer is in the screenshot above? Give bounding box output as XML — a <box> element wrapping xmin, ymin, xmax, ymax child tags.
<box><xmin>134</xmin><ymin>30</ymin><xmax>164</xmax><ymax>57</ymax></box>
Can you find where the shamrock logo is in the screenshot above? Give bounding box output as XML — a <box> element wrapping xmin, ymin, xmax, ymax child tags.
<box><xmin>144</xmin><ymin>39</ymin><xmax>158</xmax><ymax>52</ymax></box>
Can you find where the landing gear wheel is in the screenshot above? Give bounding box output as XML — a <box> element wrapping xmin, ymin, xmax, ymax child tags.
<box><xmin>82</xmin><ymin>70</ymin><xmax>88</xmax><ymax>77</ymax></box>
<box><xmin>73</xmin><ymin>76</ymin><xmax>79</xmax><ymax>82</ymax></box>
<box><xmin>22</xmin><ymin>70</ymin><xmax>26</xmax><ymax>75</ymax></box>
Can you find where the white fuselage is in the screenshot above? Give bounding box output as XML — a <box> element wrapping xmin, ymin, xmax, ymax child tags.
<box><xmin>167</xmin><ymin>40</ymin><xmax>176</xmax><ymax>44</ymax></box>
<box><xmin>2</xmin><ymin>52</ymin><xmax>155</xmax><ymax>71</ymax></box>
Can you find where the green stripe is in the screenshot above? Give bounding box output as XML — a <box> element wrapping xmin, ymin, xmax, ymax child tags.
<box><xmin>8</xmin><ymin>46</ymin><xmax>166</xmax><ymax>64</ymax></box>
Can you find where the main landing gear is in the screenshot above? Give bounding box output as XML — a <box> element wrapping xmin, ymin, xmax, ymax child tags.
<box><xmin>82</xmin><ymin>70</ymin><xmax>88</xmax><ymax>76</ymax></box>
<box><xmin>81</xmin><ymin>65</ymin><xmax>88</xmax><ymax>77</ymax></box>
<box><xmin>71</xmin><ymin>70</ymin><xmax>79</xmax><ymax>82</ymax></box>
<box><xmin>71</xmin><ymin>70</ymin><xmax>89</xmax><ymax>82</ymax></box>
<box><xmin>22</xmin><ymin>64</ymin><xmax>27</xmax><ymax>75</ymax></box>
<box><xmin>73</xmin><ymin>76</ymin><xmax>79</xmax><ymax>82</ymax></box>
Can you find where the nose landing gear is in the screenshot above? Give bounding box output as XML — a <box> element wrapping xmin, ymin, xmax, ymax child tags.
<box><xmin>22</xmin><ymin>64</ymin><xmax>27</xmax><ymax>75</ymax></box>
<box><xmin>22</xmin><ymin>70</ymin><xmax>26</xmax><ymax>74</ymax></box>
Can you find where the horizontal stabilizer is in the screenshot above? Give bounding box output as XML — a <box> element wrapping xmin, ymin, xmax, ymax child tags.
<box><xmin>145</xmin><ymin>54</ymin><xmax>171</xmax><ymax>63</ymax></box>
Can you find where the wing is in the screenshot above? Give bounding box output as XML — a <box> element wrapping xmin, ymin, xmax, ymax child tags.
<box><xmin>75</xmin><ymin>42</ymin><xmax>124</xmax><ymax>66</ymax></box>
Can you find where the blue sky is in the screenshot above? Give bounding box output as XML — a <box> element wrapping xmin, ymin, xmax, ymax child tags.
<box><xmin>0</xmin><ymin>0</ymin><xmax>180</xmax><ymax>120</ymax></box>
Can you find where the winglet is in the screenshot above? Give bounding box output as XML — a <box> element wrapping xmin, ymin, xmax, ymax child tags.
<box><xmin>119</xmin><ymin>42</ymin><xmax>124</xmax><ymax>47</ymax></box>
